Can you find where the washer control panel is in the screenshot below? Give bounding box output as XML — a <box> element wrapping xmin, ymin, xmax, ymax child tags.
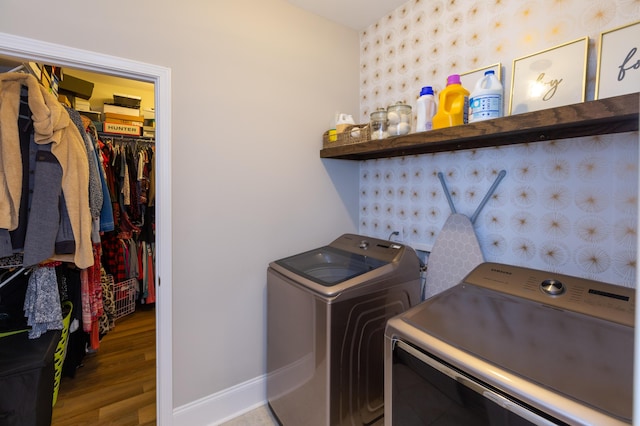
<box><xmin>466</xmin><ymin>262</ymin><xmax>635</xmax><ymax>327</ymax></box>
<box><xmin>331</xmin><ymin>233</ymin><xmax>405</xmax><ymax>263</ymax></box>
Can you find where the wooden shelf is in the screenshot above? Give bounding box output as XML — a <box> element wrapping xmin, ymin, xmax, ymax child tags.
<box><xmin>320</xmin><ymin>93</ymin><xmax>639</xmax><ymax>161</ymax></box>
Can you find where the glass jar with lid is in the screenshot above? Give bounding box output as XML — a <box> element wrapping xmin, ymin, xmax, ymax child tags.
<box><xmin>370</xmin><ymin>108</ymin><xmax>388</xmax><ymax>140</ymax></box>
<box><xmin>387</xmin><ymin>102</ymin><xmax>412</xmax><ymax>136</ymax></box>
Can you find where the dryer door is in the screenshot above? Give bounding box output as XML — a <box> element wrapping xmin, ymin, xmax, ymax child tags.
<box><xmin>389</xmin><ymin>341</ymin><xmax>558</xmax><ymax>426</ymax></box>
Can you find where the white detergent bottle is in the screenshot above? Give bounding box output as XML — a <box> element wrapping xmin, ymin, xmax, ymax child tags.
<box><xmin>469</xmin><ymin>70</ymin><xmax>503</xmax><ymax>123</ymax></box>
<box><xmin>415</xmin><ymin>86</ymin><xmax>437</xmax><ymax>132</ymax></box>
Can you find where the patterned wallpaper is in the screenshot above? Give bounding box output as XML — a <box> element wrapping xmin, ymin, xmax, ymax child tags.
<box><xmin>357</xmin><ymin>0</ymin><xmax>639</xmax><ymax>288</ymax></box>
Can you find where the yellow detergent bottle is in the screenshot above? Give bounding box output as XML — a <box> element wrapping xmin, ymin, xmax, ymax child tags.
<box><xmin>433</xmin><ymin>74</ymin><xmax>470</xmax><ymax>129</ymax></box>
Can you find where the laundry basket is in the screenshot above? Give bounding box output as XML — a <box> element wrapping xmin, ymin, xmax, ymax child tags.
<box><xmin>114</xmin><ymin>278</ymin><xmax>137</xmax><ymax>320</ymax></box>
<box><xmin>52</xmin><ymin>300</ymin><xmax>73</xmax><ymax>406</ymax></box>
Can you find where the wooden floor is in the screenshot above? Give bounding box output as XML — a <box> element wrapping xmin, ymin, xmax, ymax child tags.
<box><xmin>51</xmin><ymin>305</ymin><xmax>156</xmax><ymax>426</ymax></box>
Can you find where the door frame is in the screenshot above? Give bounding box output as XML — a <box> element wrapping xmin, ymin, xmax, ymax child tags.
<box><xmin>0</xmin><ymin>32</ymin><xmax>173</xmax><ymax>425</ymax></box>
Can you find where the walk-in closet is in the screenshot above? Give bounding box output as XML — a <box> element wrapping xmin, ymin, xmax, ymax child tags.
<box><xmin>0</xmin><ymin>58</ymin><xmax>158</xmax><ymax>425</ymax></box>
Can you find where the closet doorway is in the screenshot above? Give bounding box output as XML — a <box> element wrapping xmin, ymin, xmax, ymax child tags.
<box><xmin>0</xmin><ymin>33</ymin><xmax>173</xmax><ymax>425</ymax></box>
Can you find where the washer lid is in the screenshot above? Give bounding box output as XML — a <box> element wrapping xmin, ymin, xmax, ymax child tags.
<box><xmin>403</xmin><ymin>283</ymin><xmax>633</xmax><ymax>423</ymax></box>
<box><xmin>274</xmin><ymin>245</ymin><xmax>388</xmax><ymax>287</ymax></box>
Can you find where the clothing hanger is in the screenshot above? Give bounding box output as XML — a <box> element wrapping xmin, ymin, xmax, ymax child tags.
<box><xmin>6</xmin><ymin>64</ymin><xmax>25</xmax><ymax>73</ymax></box>
<box><xmin>0</xmin><ymin>267</ymin><xmax>29</xmax><ymax>291</ymax></box>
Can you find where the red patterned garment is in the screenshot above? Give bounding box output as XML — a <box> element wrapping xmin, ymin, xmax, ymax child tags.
<box><xmin>81</xmin><ymin>244</ymin><xmax>105</xmax><ymax>351</ymax></box>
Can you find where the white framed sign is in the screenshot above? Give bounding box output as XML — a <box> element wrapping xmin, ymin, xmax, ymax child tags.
<box><xmin>509</xmin><ymin>37</ymin><xmax>588</xmax><ymax>115</ymax></box>
<box><xmin>460</xmin><ymin>63</ymin><xmax>502</xmax><ymax>89</ymax></box>
<box><xmin>595</xmin><ymin>20</ymin><xmax>640</xmax><ymax>100</ymax></box>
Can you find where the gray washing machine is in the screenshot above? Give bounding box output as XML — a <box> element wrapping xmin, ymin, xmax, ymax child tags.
<box><xmin>267</xmin><ymin>233</ymin><xmax>422</xmax><ymax>426</ymax></box>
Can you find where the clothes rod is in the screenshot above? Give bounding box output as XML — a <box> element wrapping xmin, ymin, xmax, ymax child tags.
<box><xmin>98</xmin><ymin>132</ymin><xmax>155</xmax><ymax>144</ymax></box>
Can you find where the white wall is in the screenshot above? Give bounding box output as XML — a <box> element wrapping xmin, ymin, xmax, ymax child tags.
<box><xmin>0</xmin><ymin>0</ymin><xmax>360</xmax><ymax>418</ymax></box>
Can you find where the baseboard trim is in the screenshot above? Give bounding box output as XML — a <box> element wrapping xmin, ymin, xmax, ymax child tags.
<box><xmin>173</xmin><ymin>374</ymin><xmax>267</xmax><ymax>426</ymax></box>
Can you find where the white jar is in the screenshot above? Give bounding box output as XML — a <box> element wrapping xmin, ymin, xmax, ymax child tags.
<box><xmin>370</xmin><ymin>109</ymin><xmax>388</xmax><ymax>140</ymax></box>
<box><xmin>387</xmin><ymin>102</ymin><xmax>412</xmax><ymax>136</ymax></box>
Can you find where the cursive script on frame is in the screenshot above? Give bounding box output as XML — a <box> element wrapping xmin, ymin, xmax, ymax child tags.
<box><xmin>618</xmin><ymin>47</ymin><xmax>639</xmax><ymax>81</ymax></box>
<box><xmin>535</xmin><ymin>73</ymin><xmax>563</xmax><ymax>101</ymax></box>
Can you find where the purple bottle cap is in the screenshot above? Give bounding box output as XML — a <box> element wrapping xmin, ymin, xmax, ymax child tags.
<box><xmin>447</xmin><ymin>74</ymin><xmax>461</xmax><ymax>85</ymax></box>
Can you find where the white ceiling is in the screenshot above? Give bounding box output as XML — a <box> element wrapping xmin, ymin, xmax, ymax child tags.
<box><xmin>286</xmin><ymin>0</ymin><xmax>409</xmax><ymax>30</ymax></box>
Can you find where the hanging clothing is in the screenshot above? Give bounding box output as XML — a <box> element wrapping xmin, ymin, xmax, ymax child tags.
<box><xmin>101</xmin><ymin>232</ymin><xmax>128</xmax><ymax>283</ymax></box>
<box><xmin>99</xmin><ymin>141</ymin><xmax>155</xmax><ymax>295</ymax></box>
<box><xmin>3</xmin><ymin>86</ymin><xmax>32</xmax><ymax>256</ymax></box>
<box><xmin>99</xmin><ymin>267</ymin><xmax>116</xmax><ymax>335</ymax></box>
<box><xmin>81</xmin><ymin>243</ymin><xmax>104</xmax><ymax>344</ymax></box>
<box><xmin>81</xmin><ymin>117</ymin><xmax>115</xmax><ymax>233</ymax></box>
<box><xmin>65</xmin><ymin>107</ymin><xmax>103</xmax><ymax>222</ymax></box>
<box><xmin>0</xmin><ymin>73</ymin><xmax>93</xmax><ymax>268</ymax></box>
<box><xmin>140</xmin><ymin>242</ymin><xmax>155</xmax><ymax>304</ymax></box>
<box><xmin>23</xmin><ymin>265</ymin><xmax>62</xmax><ymax>339</ymax></box>
<box><xmin>56</xmin><ymin>264</ymin><xmax>88</xmax><ymax>378</ymax></box>
<box><xmin>22</xmin><ymin>144</ymin><xmax>73</xmax><ymax>266</ymax></box>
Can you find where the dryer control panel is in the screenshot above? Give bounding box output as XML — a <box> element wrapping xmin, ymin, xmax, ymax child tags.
<box><xmin>465</xmin><ymin>262</ymin><xmax>635</xmax><ymax>327</ymax></box>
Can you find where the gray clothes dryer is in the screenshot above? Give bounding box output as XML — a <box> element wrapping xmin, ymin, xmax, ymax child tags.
<box><xmin>267</xmin><ymin>233</ymin><xmax>422</xmax><ymax>426</ymax></box>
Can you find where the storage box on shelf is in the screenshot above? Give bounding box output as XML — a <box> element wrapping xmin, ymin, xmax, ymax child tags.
<box><xmin>101</xmin><ymin>103</ymin><xmax>140</xmax><ymax>116</ymax></box>
<box><xmin>143</xmin><ymin>126</ymin><xmax>156</xmax><ymax>138</ymax></box>
<box><xmin>59</xmin><ymin>74</ymin><xmax>94</xmax><ymax>100</ymax></box>
<box><xmin>80</xmin><ymin>111</ymin><xmax>102</xmax><ymax>122</ymax></box>
<box><xmin>320</xmin><ymin>93</ymin><xmax>639</xmax><ymax>160</ymax></box>
<box><xmin>322</xmin><ymin>124</ymin><xmax>371</xmax><ymax>148</ymax></box>
<box><xmin>104</xmin><ymin>112</ymin><xmax>144</xmax><ymax>126</ymax></box>
<box><xmin>73</xmin><ymin>98</ymin><xmax>91</xmax><ymax>112</ymax></box>
<box><xmin>102</xmin><ymin>122</ymin><xmax>142</xmax><ymax>136</ymax></box>
<box><xmin>112</xmin><ymin>93</ymin><xmax>141</xmax><ymax>109</ymax></box>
